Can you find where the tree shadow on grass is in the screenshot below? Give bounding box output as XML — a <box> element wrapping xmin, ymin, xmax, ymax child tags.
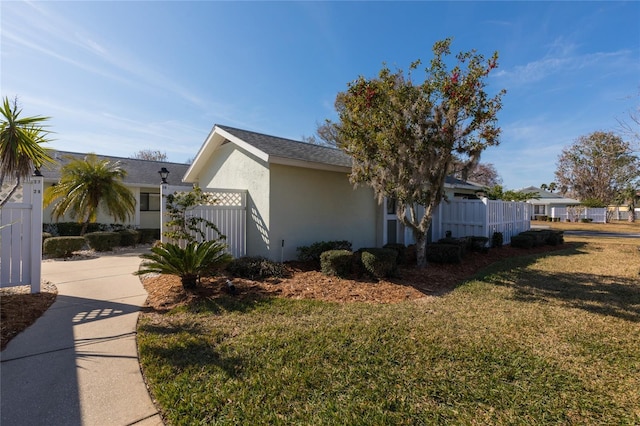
<box><xmin>484</xmin><ymin>254</ymin><xmax>640</xmax><ymax>322</ymax></box>
<box><xmin>138</xmin><ymin>322</ymin><xmax>244</xmax><ymax>378</ymax></box>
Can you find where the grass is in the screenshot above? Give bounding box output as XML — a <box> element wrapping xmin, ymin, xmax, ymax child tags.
<box><xmin>533</xmin><ymin>219</ymin><xmax>640</xmax><ymax>234</ymax></box>
<box><xmin>138</xmin><ymin>233</ymin><xmax>640</xmax><ymax>425</ymax></box>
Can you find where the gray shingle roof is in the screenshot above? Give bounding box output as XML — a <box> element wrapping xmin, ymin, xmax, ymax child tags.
<box><xmin>218</xmin><ymin>125</ymin><xmax>352</xmax><ymax>169</ymax></box>
<box><xmin>40</xmin><ymin>151</ymin><xmax>191</xmax><ymax>187</ymax></box>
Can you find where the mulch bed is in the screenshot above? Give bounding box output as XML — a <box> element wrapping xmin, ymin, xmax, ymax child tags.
<box><xmin>141</xmin><ymin>243</ymin><xmax>572</xmax><ymax>311</ymax></box>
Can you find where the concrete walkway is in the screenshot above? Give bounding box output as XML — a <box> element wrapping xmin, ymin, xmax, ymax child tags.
<box><xmin>1</xmin><ymin>249</ymin><xmax>163</xmax><ymax>426</ymax></box>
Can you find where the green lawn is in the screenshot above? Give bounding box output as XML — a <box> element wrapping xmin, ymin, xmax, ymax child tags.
<box><xmin>137</xmin><ymin>235</ymin><xmax>640</xmax><ymax>425</ymax></box>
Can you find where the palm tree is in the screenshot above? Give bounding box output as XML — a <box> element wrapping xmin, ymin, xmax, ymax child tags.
<box><xmin>135</xmin><ymin>241</ymin><xmax>233</xmax><ymax>289</ymax></box>
<box><xmin>548</xmin><ymin>182</ymin><xmax>558</xmax><ymax>192</ymax></box>
<box><xmin>44</xmin><ymin>154</ymin><xmax>136</xmax><ymax>234</ymax></box>
<box><xmin>0</xmin><ymin>97</ymin><xmax>53</xmax><ymax>207</ymax></box>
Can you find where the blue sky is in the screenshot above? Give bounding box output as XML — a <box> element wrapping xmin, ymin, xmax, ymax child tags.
<box><xmin>2</xmin><ymin>1</ymin><xmax>638</xmax><ymax>189</ymax></box>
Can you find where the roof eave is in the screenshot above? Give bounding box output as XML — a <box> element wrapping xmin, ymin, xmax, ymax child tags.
<box><xmin>270</xmin><ymin>156</ymin><xmax>351</xmax><ymax>173</ymax></box>
<box><xmin>183</xmin><ymin>125</ymin><xmax>270</xmax><ymax>183</ymax></box>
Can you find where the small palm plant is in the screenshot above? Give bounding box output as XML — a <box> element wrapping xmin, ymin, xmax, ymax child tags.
<box><xmin>135</xmin><ymin>241</ymin><xmax>233</xmax><ymax>290</ymax></box>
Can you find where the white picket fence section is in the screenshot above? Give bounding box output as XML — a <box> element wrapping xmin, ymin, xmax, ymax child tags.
<box><xmin>431</xmin><ymin>198</ymin><xmax>531</xmax><ymax>245</ymax></box>
<box><xmin>160</xmin><ymin>185</ymin><xmax>247</xmax><ymax>258</ymax></box>
<box><xmin>551</xmin><ymin>207</ymin><xmax>607</xmax><ymax>223</ymax></box>
<box><xmin>0</xmin><ymin>177</ymin><xmax>43</xmax><ymax>292</ymax></box>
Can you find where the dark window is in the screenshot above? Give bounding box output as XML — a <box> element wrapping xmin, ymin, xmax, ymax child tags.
<box><xmin>140</xmin><ymin>192</ymin><xmax>160</xmax><ymax>211</ymax></box>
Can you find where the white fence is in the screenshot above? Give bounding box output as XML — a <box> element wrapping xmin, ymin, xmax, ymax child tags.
<box><xmin>551</xmin><ymin>207</ymin><xmax>607</xmax><ymax>223</ymax></box>
<box><xmin>430</xmin><ymin>198</ymin><xmax>532</xmax><ymax>245</ymax></box>
<box><xmin>160</xmin><ymin>185</ymin><xmax>247</xmax><ymax>258</ymax></box>
<box><xmin>0</xmin><ymin>177</ymin><xmax>43</xmax><ymax>292</ymax></box>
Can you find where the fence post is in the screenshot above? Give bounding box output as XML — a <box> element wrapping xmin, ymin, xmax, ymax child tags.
<box><xmin>160</xmin><ymin>183</ymin><xmax>168</xmax><ymax>244</ymax></box>
<box><xmin>30</xmin><ymin>175</ymin><xmax>43</xmax><ymax>293</ymax></box>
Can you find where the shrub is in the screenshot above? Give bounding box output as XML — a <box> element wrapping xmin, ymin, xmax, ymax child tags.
<box><xmin>426</xmin><ymin>244</ymin><xmax>463</xmax><ymax>264</ymax></box>
<box><xmin>437</xmin><ymin>237</ymin><xmax>468</xmax><ymax>257</ymax></box>
<box><xmin>43</xmin><ymin>236</ymin><xmax>86</xmax><ymax>258</ymax></box>
<box><xmin>297</xmin><ymin>240</ymin><xmax>352</xmax><ymax>263</ymax></box>
<box><xmin>383</xmin><ymin>243</ymin><xmax>407</xmax><ymax>265</ymax></box>
<box><xmin>518</xmin><ymin>231</ymin><xmax>546</xmax><ymax>247</ymax></box>
<box><xmin>138</xmin><ymin>228</ymin><xmax>160</xmax><ymax>244</ymax></box>
<box><xmin>491</xmin><ymin>232</ymin><xmax>503</xmax><ymax>248</ymax></box>
<box><xmin>510</xmin><ymin>235</ymin><xmax>534</xmax><ymax>249</ymax></box>
<box><xmin>42</xmin><ymin>232</ymin><xmax>53</xmax><ymax>246</ymax></box>
<box><xmin>136</xmin><ymin>241</ymin><xmax>233</xmax><ymax>290</ymax></box>
<box><xmin>117</xmin><ymin>229</ymin><xmax>140</xmax><ymax>247</ymax></box>
<box><xmin>51</xmin><ymin>222</ymin><xmax>102</xmax><ymax>236</ymax></box>
<box><xmin>320</xmin><ymin>250</ymin><xmax>353</xmax><ymax>278</ymax></box>
<box><xmin>580</xmin><ymin>218</ymin><xmax>593</xmax><ymax>223</ymax></box>
<box><xmin>84</xmin><ymin>231</ymin><xmax>121</xmax><ymax>252</ymax></box>
<box><xmin>226</xmin><ymin>256</ymin><xmax>288</xmax><ymax>280</ymax></box>
<box><xmin>469</xmin><ymin>236</ymin><xmax>490</xmax><ymax>252</ymax></box>
<box><xmin>358</xmin><ymin>248</ymin><xmax>397</xmax><ymax>278</ymax></box>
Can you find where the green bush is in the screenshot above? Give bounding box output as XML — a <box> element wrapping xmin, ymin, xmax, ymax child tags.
<box><xmin>297</xmin><ymin>240</ymin><xmax>352</xmax><ymax>263</ymax></box>
<box><xmin>426</xmin><ymin>244</ymin><xmax>463</xmax><ymax>264</ymax></box>
<box><xmin>358</xmin><ymin>248</ymin><xmax>397</xmax><ymax>278</ymax></box>
<box><xmin>437</xmin><ymin>237</ymin><xmax>468</xmax><ymax>257</ymax></box>
<box><xmin>510</xmin><ymin>235</ymin><xmax>534</xmax><ymax>249</ymax></box>
<box><xmin>49</xmin><ymin>222</ymin><xmax>102</xmax><ymax>236</ymax></box>
<box><xmin>320</xmin><ymin>250</ymin><xmax>353</xmax><ymax>278</ymax></box>
<box><xmin>491</xmin><ymin>232</ymin><xmax>503</xmax><ymax>248</ymax></box>
<box><xmin>117</xmin><ymin>229</ymin><xmax>140</xmax><ymax>247</ymax></box>
<box><xmin>138</xmin><ymin>228</ymin><xmax>160</xmax><ymax>244</ymax></box>
<box><xmin>383</xmin><ymin>243</ymin><xmax>407</xmax><ymax>265</ymax></box>
<box><xmin>469</xmin><ymin>236</ymin><xmax>490</xmax><ymax>253</ymax></box>
<box><xmin>43</xmin><ymin>236</ymin><xmax>86</xmax><ymax>258</ymax></box>
<box><xmin>226</xmin><ymin>256</ymin><xmax>288</xmax><ymax>280</ymax></box>
<box><xmin>580</xmin><ymin>218</ymin><xmax>593</xmax><ymax>223</ymax></box>
<box><xmin>518</xmin><ymin>231</ymin><xmax>546</xmax><ymax>247</ymax></box>
<box><xmin>84</xmin><ymin>231</ymin><xmax>121</xmax><ymax>252</ymax></box>
<box><xmin>42</xmin><ymin>232</ymin><xmax>53</xmax><ymax>246</ymax></box>
<box><xmin>547</xmin><ymin>230</ymin><xmax>564</xmax><ymax>246</ymax></box>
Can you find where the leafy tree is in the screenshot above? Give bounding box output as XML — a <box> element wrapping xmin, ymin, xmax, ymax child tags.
<box><xmin>131</xmin><ymin>149</ymin><xmax>168</xmax><ymax>161</ymax></box>
<box><xmin>135</xmin><ymin>241</ymin><xmax>232</xmax><ymax>289</ymax></box>
<box><xmin>333</xmin><ymin>38</ymin><xmax>505</xmax><ymax>267</ymax></box>
<box><xmin>554</xmin><ymin>131</ymin><xmax>640</xmax><ymax>205</ymax></box>
<box><xmin>163</xmin><ymin>185</ymin><xmax>225</xmax><ymax>245</ymax></box>
<box><xmin>0</xmin><ymin>97</ymin><xmax>54</xmax><ymax>207</ymax></box>
<box><xmin>44</xmin><ymin>154</ymin><xmax>136</xmax><ymax>234</ymax></box>
<box><xmin>484</xmin><ymin>185</ymin><xmax>536</xmax><ymax>202</ymax></box>
<box><xmin>449</xmin><ymin>161</ymin><xmax>501</xmax><ymax>186</ymax></box>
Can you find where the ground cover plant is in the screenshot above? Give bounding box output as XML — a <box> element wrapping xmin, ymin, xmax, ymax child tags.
<box><xmin>137</xmin><ymin>229</ymin><xmax>640</xmax><ymax>425</ymax></box>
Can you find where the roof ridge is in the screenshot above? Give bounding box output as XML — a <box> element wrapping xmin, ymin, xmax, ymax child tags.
<box><xmin>217</xmin><ymin>124</ymin><xmax>342</xmax><ymax>153</ymax></box>
<box><xmin>51</xmin><ymin>149</ymin><xmax>191</xmax><ymax>165</ymax></box>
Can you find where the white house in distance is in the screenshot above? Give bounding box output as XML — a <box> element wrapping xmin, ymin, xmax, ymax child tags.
<box><xmin>518</xmin><ymin>186</ymin><xmax>580</xmax><ymax>220</ymax></box>
<box><xmin>40</xmin><ymin>151</ymin><xmax>191</xmax><ymax>229</ymax></box>
<box><xmin>182</xmin><ymin>125</ymin><xmax>485</xmax><ymax>261</ymax></box>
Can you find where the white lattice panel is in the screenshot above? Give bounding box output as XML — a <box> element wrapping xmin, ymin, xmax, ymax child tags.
<box><xmin>0</xmin><ymin>182</ymin><xmax>24</xmax><ymax>203</ymax></box>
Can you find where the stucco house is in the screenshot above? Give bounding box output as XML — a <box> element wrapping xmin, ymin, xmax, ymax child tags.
<box><xmin>41</xmin><ymin>151</ymin><xmax>191</xmax><ymax>230</ymax></box>
<box><xmin>182</xmin><ymin>125</ymin><xmax>484</xmax><ymax>261</ymax></box>
<box><xmin>518</xmin><ymin>186</ymin><xmax>580</xmax><ymax>219</ymax></box>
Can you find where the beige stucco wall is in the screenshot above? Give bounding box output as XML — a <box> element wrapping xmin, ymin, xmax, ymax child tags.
<box><xmin>196</xmin><ymin>142</ymin><xmax>272</xmax><ymax>259</ymax></box>
<box><xmin>269</xmin><ymin>163</ymin><xmax>379</xmax><ymax>261</ymax></box>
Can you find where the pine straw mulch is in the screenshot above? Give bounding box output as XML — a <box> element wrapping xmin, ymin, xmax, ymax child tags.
<box><xmin>1</xmin><ymin>281</ymin><xmax>58</xmax><ymax>350</ymax></box>
<box><xmin>141</xmin><ymin>243</ymin><xmax>572</xmax><ymax>312</ymax></box>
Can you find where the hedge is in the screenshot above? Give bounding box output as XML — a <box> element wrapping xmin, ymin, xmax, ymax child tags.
<box><xmin>43</xmin><ymin>236</ymin><xmax>86</xmax><ymax>258</ymax></box>
<box><xmin>320</xmin><ymin>250</ymin><xmax>353</xmax><ymax>278</ymax></box>
<box><xmin>84</xmin><ymin>232</ymin><xmax>121</xmax><ymax>252</ymax></box>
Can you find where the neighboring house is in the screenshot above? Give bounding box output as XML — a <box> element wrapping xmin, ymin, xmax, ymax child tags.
<box><xmin>518</xmin><ymin>186</ymin><xmax>580</xmax><ymax>219</ymax></box>
<box><xmin>41</xmin><ymin>151</ymin><xmax>191</xmax><ymax>229</ymax></box>
<box><xmin>183</xmin><ymin>125</ymin><xmax>486</xmax><ymax>261</ymax></box>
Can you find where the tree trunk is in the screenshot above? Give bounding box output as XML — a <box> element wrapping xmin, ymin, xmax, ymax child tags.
<box><xmin>415</xmin><ymin>232</ymin><xmax>428</xmax><ymax>268</ymax></box>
